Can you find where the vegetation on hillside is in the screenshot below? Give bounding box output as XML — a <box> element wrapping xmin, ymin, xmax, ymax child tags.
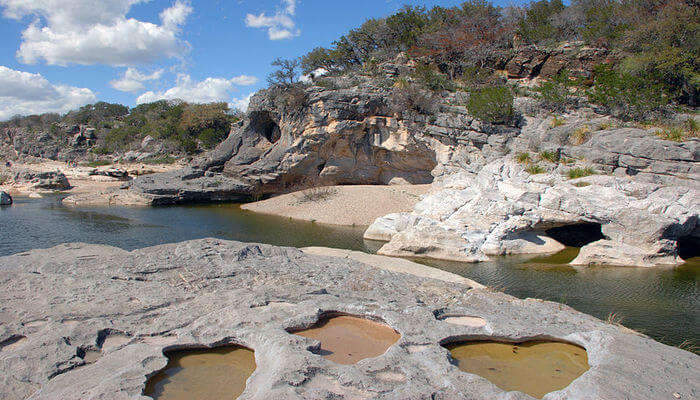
<box><xmin>295</xmin><ymin>0</ymin><xmax>698</xmax><ymax>122</ymax></box>
<box><xmin>1</xmin><ymin>100</ymin><xmax>241</xmax><ymax>156</ymax></box>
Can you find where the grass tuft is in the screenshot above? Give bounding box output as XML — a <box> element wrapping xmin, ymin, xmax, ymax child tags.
<box><xmin>297</xmin><ymin>186</ymin><xmax>338</xmax><ymax>203</ymax></box>
<box><xmin>525</xmin><ymin>164</ymin><xmax>546</xmax><ymax>174</ymax></box>
<box><xmin>539</xmin><ymin>150</ymin><xmax>559</xmax><ymax>163</ymax></box>
<box><xmin>567</xmin><ymin>167</ymin><xmax>596</xmax><ymax>179</ymax></box>
<box><xmin>569</xmin><ymin>125</ymin><xmax>591</xmax><ymax>145</ymax></box>
<box><xmin>516</xmin><ymin>152</ymin><xmax>532</xmax><ymax>164</ymax></box>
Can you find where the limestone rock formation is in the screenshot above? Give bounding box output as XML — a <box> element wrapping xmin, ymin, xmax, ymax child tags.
<box><xmin>0</xmin><ymin>239</ymin><xmax>697</xmax><ymax>399</ymax></box>
<box><xmin>12</xmin><ymin>170</ymin><xmax>70</xmax><ymax>190</ymax></box>
<box><xmin>368</xmin><ymin>159</ymin><xmax>699</xmax><ymax>267</ymax></box>
<box><xmin>505</xmin><ymin>42</ymin><xmax>614</xmax><ymax>79</ymax></box>
<box><xmin>0</xmin><ymin>191</ymin><xmax>11</xmax><ymax>205</ymax></box>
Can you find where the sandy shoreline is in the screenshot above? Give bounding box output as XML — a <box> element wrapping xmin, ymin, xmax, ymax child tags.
<box><xmin>0</xmin><ymin>160</ymin><xmax>181</xmax><ymax>201</ymax></box>
<box><xmin>241</xmin><ymin>184</ymin><xmax>431</xmax><ymax>226</ymax></box>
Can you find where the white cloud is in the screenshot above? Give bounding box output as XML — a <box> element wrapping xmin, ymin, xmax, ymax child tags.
<box><xmin>0</xmin><ymin>0</ymin><xmax>193</xmax><ymax>66</ymax></box>
<box><xmin>231</xmin><ymin>92</ymin><xmax>254</xmax><ymax>111</ymax></box>
<box><xmin>110</xmin><ymin>68</ymin><xmax>163</xmax><ymax>93</ymax></box>
<box><xmin>245</xmin><ymin>0</ymin><xmax>299</xmax><ymax>40</ymax></box>
<box><xmin>136</xmin><ymin>74</ymin><xmax>259</xmax><ymax>104</ymax></box>
<box><xmin>0</xmin><ymin>65</ymin><xmax>96</xmax><ymax>120</ymax></box>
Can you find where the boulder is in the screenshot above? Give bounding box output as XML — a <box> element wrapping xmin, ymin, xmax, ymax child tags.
<box><xmin>369</xmin><ymin>159</ymin><xmax>698</xmax><ymax>267</ymax></box>
<box><xmin>0</xmin><ymin>191</ymin><xmax>11</xmax><ymax>205</ymax></box>
<box><xmin>0</xmin><ymin>239</ymin><xmax>696</xmax><ymax>399</ymax></box>
<box><xmin>13</xmin><ymin>170</ymin><xmax>70</xmax><ymax>190</ymax></box>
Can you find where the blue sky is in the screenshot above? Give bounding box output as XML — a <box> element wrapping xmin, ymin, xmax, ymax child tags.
<box><xmin>0</xmin><ymin>0</ymin><xmax>526</xmax><ymax>119</ymax></box>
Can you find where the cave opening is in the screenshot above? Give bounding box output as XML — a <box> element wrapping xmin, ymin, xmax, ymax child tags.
<box><xmin>249</xmin><ymin>111</ymin><xmax>281</xmax><ymax>144</ymax></box>
<box><xmin>676</xmin><ymin>234</ymin><xmax>700</xmax><ymax>260</ymax></box>
<box><xmin>545</xmin><ymin>223</ymin><xmax>605</xmax><ymax>248</ymax></box>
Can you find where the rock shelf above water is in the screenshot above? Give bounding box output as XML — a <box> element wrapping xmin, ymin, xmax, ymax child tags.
<box><xmin>0</xmin><ymin>239</ymin><xmax>697</xmax><ymax>399</ymax></box>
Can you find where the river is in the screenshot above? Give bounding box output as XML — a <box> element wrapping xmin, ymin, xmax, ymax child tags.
<box><xmin>1</xmin><ymin>195</ymin><xmax>697</xmax><ymax>353</ymax></box>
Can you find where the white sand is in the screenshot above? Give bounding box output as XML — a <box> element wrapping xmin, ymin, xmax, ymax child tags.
<box><xmin>241</xmin><ymin>184</ymin><xmax>430</xmax><ymax>226</ymax></box>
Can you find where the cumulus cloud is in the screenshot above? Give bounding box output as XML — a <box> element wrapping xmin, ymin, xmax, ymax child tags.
<box><xmin>231</xmin><ymin>92</ymin><xmax>254</xmax><ymax>111</ymax></box>
<box><xmin>245</xmin><ymin>0</ymin><xmax>300</xmax><ymax>40</ymax></box>
<box><xmin>0</xmin><ymin>65</ymin><xmax>96</xmax><ymax>120</ymax></box>
<box><xmin>136</xmin><ymin>74</ymin><xmax>259</xmax><ymax>104</ymax></box>
<box><xmin>110</xmin><ymin>68</ymin><xmax>163</xmax><ymax>93</ymax></box>
<box><xmin>0</xmin><ymin>0</ymin><xmax>193</xmax><ymax>66</ymax></box>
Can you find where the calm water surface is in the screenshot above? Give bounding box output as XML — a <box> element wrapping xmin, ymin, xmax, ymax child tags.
<box><xmin>1</xmin><ymin>195</ymin><xmax>697</xmax><ymax>352</ymax></box>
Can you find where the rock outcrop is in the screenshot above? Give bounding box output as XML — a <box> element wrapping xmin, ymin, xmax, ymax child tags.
<box><xmin>367</xmin><ymin>159</ymin><xmax>699</xmax><ymax>267</ymax></box>
<box><xmin>12</xmin><ymin>170</ymin><xmax>70</xmax><ymax>190</ymax></box>
<box><xmin>1</xmin><ymin>239</ymin><xmax>697</xmax><ymax>399</ymax></box>
<box><xmin>505</xmin><ymin>42</ymin><xmax>615</xmax><ymax>79</ymax></box>
<box><xmin>0</xmin><ymin>191</ymin><xmax>11</xmax><ymax>205</ymax></box>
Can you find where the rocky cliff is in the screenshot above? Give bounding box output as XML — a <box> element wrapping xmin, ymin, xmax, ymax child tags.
<box><xmin>70</xmin><ymin>45</ymin><xmax>700</xmax><ymax>266</ymax></box>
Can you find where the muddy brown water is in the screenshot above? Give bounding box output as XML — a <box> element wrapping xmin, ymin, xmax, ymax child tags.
<box><xmin>144</xmin><ymin>346</ymin><xmax>256</xmax><ymax>400</ymax></box>
<box><xmin>445</xmin><ymin>341</ymin><xmax>590</xmax><ymax>399</ymax></box>
<box><xmin>292</xmin><ymin>315</ymin><xmax>401</xmax><ymax>365</ymax></box>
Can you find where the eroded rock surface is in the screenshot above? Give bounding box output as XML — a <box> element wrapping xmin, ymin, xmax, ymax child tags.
<box><xmin>0</xmin><ymin>239</ymin><xmax>697</xmax><ymax>399</ymax></box>
<box><xmin>12</xmin><ymin>170</ymin><xmax>70</xmax><ymax>190</ymax></box>
<box><xmin>0</xmin><ymin>190</ymin><xmax>11</xmax><ymax>205</ymax></box>
<box><xmin>369</xmin><ymin>159</ymin><xmax>699</xmax><ymax>267</ymax></box>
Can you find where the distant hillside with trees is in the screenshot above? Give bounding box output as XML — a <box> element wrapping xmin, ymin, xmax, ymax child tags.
<box><xmin>298</xmin><ymin>0</ymin><xmax>697</xmax><ymax>117</ymax></box>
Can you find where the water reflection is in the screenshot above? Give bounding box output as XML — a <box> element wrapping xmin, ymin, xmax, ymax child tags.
<box><xmin>2</xmin><ymin>195</ymin><xmax>698</xmax><ymax>353</ymax></box>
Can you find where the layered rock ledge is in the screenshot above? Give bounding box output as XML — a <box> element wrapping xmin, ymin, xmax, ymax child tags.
<box><xmin>367</xmin><ymin>159</ymin><xmax>699</xmax><ymax>267</ymax></box>
<box><xmin>1</xmin><ymin>239</ymin><xmax>697</xmax><ymax>399</ymax></box>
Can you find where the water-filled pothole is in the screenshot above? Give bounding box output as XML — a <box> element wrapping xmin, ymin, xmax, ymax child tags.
<box><xmin>290</xmin><ymin>314</ymin><xmax>401</xmax><ymax>365</ymax></box>
<box><xmin>444</xmin><ymin>341</ymin><xmax>589</xmax><ymax>399</ymax></box>
<box><xmin>144</xmin><ymin>346</ymin><xmax>256</xmax><ymax>400</ymax></box>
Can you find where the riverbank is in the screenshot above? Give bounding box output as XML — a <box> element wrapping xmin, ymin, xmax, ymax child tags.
<box><xmin>241</xmin><ymin>184</ymin><xmax>431</xmax><ymax>226</ymax></box>
<box><xmin>0</xmin><ymin>238</ymin><xmax>696</xmax><ymax>399</ymax></box>
<box><xmin>0</xmin><ymin>160</ymin><xmax>182</xmax><ymax>206</ymax></box>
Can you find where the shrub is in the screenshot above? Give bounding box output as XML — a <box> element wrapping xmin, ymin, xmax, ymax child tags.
<box><xmin>104</xmin><ymin>125</ymin><xmax>138</xmax><ymax>152</ymax></box>
<box><xmin>655</xmin><ymin>127</ymin><xmax>694</xmax><ymax>142</ymax></box>
<box><xmin>92</xmin><ymin>147</ymin><xmax>111</xmax><ymax>155</ymax></box>
<box><xmin>83</xmin><ymin>160</ymin><xmax>112</xmax><ymax>167</ymax></box>
<box><xmin>551</xmin><ymin>115</ymin><xmax>565</xmax><ymax>128</ymax></box>
<box><xmin>141</xmin><ymin>156</ymin><xmax>177</xmax><ymax>165</ymax></box>
<box><xmin>518</xmin><ymin>0</ymin><xmax>567</xmax><ymax>44</ymax></box>
<box><xmin>534</xmin><ymin>71</ymin><xmax>579</xmax><ymax>112</ymax></box>
<box><xmin>270</xmin><ymin>85</ymin><xmax>309</xmax><ymax>115</ymax></box>
<box><xmin>587</xmin><ymin>65</ymin><xmax>667</xmax><ymax>122</ymax></box>
<box><xmin>297</xmin><ymin>186</ymin><xmax>338</xmax><ymax>203</ymax></box>
<box><xmin>412</xmin><ymin>63</ymin><xmax>453</xmax><ymax>91</ymax></box>
<box><xmin>567</xmin><ymin>167</ymin><xmax>596</xmax><ymax>179</ymax></box>
<box><xmin>267</xmin><ymin>58</ymin><xmax>301</xmax><ymax>87</ymax></box>
<box><xmin>177</xmin><ymin>135</ymin><xmax>198</xmax><ymax>155</ymax></box>
<box><xmin>569</xmin><ymin>125</ymin><xmax>591</xmax><ymax>145</ymax></box>
<box><xmin>197</xmin><ymin>128</ymin><xmax>228</xmax><ymax>150</ymax></box>
<box><xmin>516</xmin><ymin>152</ymin><xmax>532</xmax><ymax>164</ymax></box>
<box><xmin>388</xmin><ymin>83</ymin><xmax>439</xmax><ymax>115</ymax></box>
<box><xmin>539</xmin><ymin>150</ymin><xmax>559</xmax><ymax>163</ymax></box>
<box><xmin>525</xmin><ymin>164</ymin><xmax>546</xmax><ymax>174</ymax></box>
<box><xmin>468</xmin><ymin>85</ymin><xmax>515</xmax><ymax>125</ymax></box>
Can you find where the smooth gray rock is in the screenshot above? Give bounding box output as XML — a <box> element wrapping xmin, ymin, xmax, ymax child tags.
<box><xmin>0</xmin><ymin>190</ymin><xmax>11</xmax><ymax>205</ymax></box>
<box><xmin>0</xmin><ymin>239</ymin><xmax>697</xmax><ymax>399</ymax></box>
<box><xmin>370</xmin><ymin>159</ymin><xmax>699</xmax><ymax>267</ymax></box>
<box><xmin>12</xmin><ymin>170</ymin><xmax>70</xmax><ymax>190</ymax></box>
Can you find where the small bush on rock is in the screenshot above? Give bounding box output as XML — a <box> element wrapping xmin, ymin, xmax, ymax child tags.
<box><xmin>569</xmin><ymin>125</ymin><xmax>591</xmax><ymax>145</ymax></box>
<box><xmin>388</xmin><ymin>83</ymin><xmax>439</xmax><ymax>115</ymax></box>
<box><xmin>567</xmin><ymin>167</ymin><xmax>595</xmax><ymax>179</ymax></box>
<box><xmin>539</xmin><ymin>150</ymin><xmax>559</xmax><ymax>163</ymax></box>
<box><xmin>525</xmin><ymin>164</ymin><xmax>546</xmax><ymax>174</ymax></box>
<box><xmin>516</xmin><ymin>152</ymin><xmax>532</xmax><ymax>164</ymax></box>
<box><xmin>587</xmin><ymin>65</ymin><xmax>667</xmax><ymax>122</ymax></box>
<box><xmin>468</xmin><ymin>85</ymin><xmax>515</xmax><ymax>125</ymax></box>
